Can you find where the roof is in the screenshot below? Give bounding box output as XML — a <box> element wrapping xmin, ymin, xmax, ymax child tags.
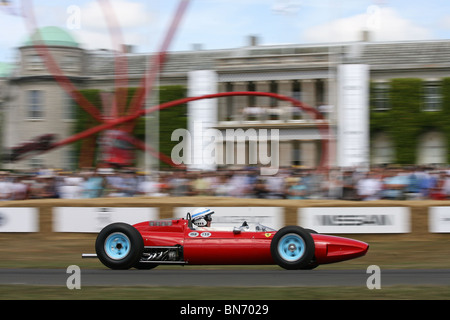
<box><xmin>0</xmin><ymin>62</ymin><xmax>14</xmax><ymax>78</ymax></box>
<box><xmin>85</xmin><ymin>39</ymin><xmax>450</xmax><ymax>79</ymax></box>
<box><xmin>23</xmin><ymin>26</ymin><xmax>79</xmax><ymax>48</ymax></box>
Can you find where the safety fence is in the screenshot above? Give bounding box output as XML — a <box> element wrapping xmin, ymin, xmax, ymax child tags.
<box><xmin>0</xmin><ymin>197</ymin><xmax>449</xmax><ymax>241</ymax></box>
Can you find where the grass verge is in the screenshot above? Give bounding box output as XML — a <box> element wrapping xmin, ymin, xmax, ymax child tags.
<box><xmin>1</xmin><ymin>285</ymin><xmax>449</xmax><ymax>300</ymax></box>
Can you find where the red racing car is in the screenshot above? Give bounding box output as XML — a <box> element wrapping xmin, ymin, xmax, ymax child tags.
<box><xmin>83</xmin><ymin>211</ymin><xmax>369</xmax><ymax>270</ymax></box>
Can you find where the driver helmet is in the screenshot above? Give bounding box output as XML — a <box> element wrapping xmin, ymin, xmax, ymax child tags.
<box><xmin>191</xmin><ymin>207</ymin><xmax>214</xmax><ymax>228</ymax></box>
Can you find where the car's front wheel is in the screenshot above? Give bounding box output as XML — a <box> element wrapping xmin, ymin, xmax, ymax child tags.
<box><xmin>95</xmin><ymin>223</ymin><xmax>144</xmax><ymax>270</ymax></box>
<box><xmin>270</xmin><ymin>226</ymin><xmax>315</xmax><ymax>270</ymax></box>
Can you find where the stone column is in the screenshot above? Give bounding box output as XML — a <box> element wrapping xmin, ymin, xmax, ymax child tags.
<box><xmin>278</xmin><ymin>80</ymin><xmax>292</xmax><ymax>120</ymax></box>
<box><xmin>218</xmin><ymin>82</ymin><xmax>228</xmax><ymax>121</ymax></box>
<box><xmin>255</xmin><ymin>81</ymin><xmax>270</xmax><ymax>120</ymax></box>
<box><xmin>233</xmin><ymin>81</ymin><xmax>248</xmax><ymax>121</ymax></box>
<box><xmin>279</xmin><ymin>141</ymin><xmax>292</xmax><ymax>167</ymax></box>
<box><xmin>301</xmin><ymin>80</ymin><xmax>316</xmax><ymax>120</ymax></box>
<box><xmin>301</xmin><ymin>141</ymin><xmax>318</xmax><ymax>168</ymax></box>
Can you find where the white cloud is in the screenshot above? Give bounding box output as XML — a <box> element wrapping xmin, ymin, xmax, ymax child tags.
<box><xmin>439</xmin><ymin>14</ymin><xmax>450</xmax><ymax>30</ymax></box>
<box><xmin>302</xmin><ymin>7</ymin><xmax>432</xmax><ymax>43</ymax></box>
<box><xmin>272</xmin><ymin>0</ymin><xmax>302</xmax><ymax>15</ymax></box>
<box><xmin>73</xmin><ymin>0</ymin><xmax>156</xmax><ymax>51</ymax></box>
<box><xmin>81</xmin><ymin>0</ymin><xmax>153</xmax><ymax>30</ymax></box>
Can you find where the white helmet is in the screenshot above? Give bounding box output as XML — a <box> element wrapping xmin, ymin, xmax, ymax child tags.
<box><xmin>191</xmin><ymin>207</ymin><xmax>214</xmax><ymax>227</ymax></box>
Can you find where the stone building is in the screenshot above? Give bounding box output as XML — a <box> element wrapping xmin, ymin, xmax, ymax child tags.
<box><xmin>2</xmin><ymin>26</ymin><xmax>450</xmax><ymax>170</ymax></box>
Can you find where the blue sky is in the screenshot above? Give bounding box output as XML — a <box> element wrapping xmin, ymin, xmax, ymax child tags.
<box><xmin>1</xmin><ymin>0</ymin><xmax>450</xmax><ymax>63</ymax></box>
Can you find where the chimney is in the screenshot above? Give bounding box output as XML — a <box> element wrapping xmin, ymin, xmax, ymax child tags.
<box><xmin>361</xmin><ymin>30</ymin><xmax>371</xmax><ymax>42</ymax></box>
<box><xmin>123</xmin><ymin>45</ymin><xmax>134</xmax><ymax>53</ymax></box>
<box><xmin>248</xmin><ymin>35</ymin><xmax>259</xmax><ymax>47</ymax></box>
<box><xmin>192</xmin><ymin>43</ymin><xmax>203</xmax><ymax>51</ymax></box>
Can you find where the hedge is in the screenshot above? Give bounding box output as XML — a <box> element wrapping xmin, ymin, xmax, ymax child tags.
<box><xmin>370</xmin><ymin>78</ymin><xmax>450</xmax><ymax>164</ymax></box>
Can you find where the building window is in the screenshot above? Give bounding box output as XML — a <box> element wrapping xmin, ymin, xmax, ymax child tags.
<box><xmin>63</xmin><ymin>93</ymin><xmax>76</xmax><ymax>120</ymax></box>
<box><xmin>27</xmin><ymin>54</ymin><xmax>44</xmax><ymax>70</ymax></box>
<box><xmin>28</xmin><ymin>90</ymin><xmax>44</xmax><ymax>119</ymax></box>
<box><xmin>62</xmin><ymin>55</ymin><xmax>80</xmax><ymax>71</ymax></box>
<box><xmin>292</xmin><ymin>80</ymin><xmax>302</xmax><ymax>101</ymax></box>
<box><xmin>270</xmin><ymin>81</ymin><xmax>278</xmax><ymax>108</ymax></box>
<box><xmin>291</xmin><ymin>140</ymin><xmax>302</xmax><ymax>166</ymax></box>
<box><xmin>372</xmin><ymin>132</ymin><xmax>394</xmax><ymax>165</ymax></box>
<box><xmin>291</xmin><ymin>80</ymin><xmax>302</xmax><ymax>120</ymax></box>
<box><xmin>315</xmin><ymin>79</ymin><xmax>325</xmax><ymax>106</ymax></box>
<box><xmin>423</xmin><ymin>82</ymin><xmax>441</xmax><ymax>112</ymax></box>
<box><xmin>417</xmin><ymin>131</ymin><xmax>446</xmax><ymax>164</ymax></box>
<box><xmin>247</xmin><ymin>81</ymin><xmax>256</xmax><ymax>107</ymax></box>
<box><xmin>372</xmin><ymin>82</ymin><xmax>390</xmax><ymax>111</ymax></box>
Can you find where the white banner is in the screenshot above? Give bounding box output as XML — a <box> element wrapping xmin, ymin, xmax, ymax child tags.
<box><xmin>0</xmin><ymin>208</ymin><xmax>38</xmax><ymax>232</ymax></box>
<box><xmin>429</xmin><ymin>207</ymin><xmax>450</xmax><ymax>233</ymax></box>
<box><xmin>53</xmin><ymin>207</ymin><xmax>159</xmax><ymax>233</ymax></box>
<box><xmin>337</xmin><ymin>64</ymin><xmax>369</xmax><ymax>168</ymax></box>
<box><xmin>174</xmin><ymin>207</ymin><xmax>284</xmax><ymax>230</ymax></box>
<box><xmin>299</xmin><ymin>207</ymin><xmax>410</xmax><ymax>234</ymax></box>
<box><xmin>187</xmin><ymin>70</ymin><xmax>218</xmax><ymax>171</ymax></box>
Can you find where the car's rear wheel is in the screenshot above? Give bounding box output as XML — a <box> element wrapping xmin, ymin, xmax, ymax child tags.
<box><xmin>270</xmin><ymin>226</ymin><xmax>315</xmax><ymax>270</ymax></box>
<box><xmin>95</xmin><ymin>223</ymin><xmax>144</xmax><ymax>270</ymax></box>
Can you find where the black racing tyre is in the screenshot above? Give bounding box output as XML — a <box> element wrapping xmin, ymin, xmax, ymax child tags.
<box><xmin>95</xmin><ymin>223</ymin><xmax>144</xmax><ymax>270</ymax></box>
<box><xmin>270</xmin><ymin>226</ymin><xmax>315</xmax><ymax>270</ymax></box>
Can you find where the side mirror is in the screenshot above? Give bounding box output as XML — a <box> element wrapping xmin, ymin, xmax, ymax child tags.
<box><xmin>233</xmin><ymin>227</ymin><xmax>241</xmax><ymax>234</ymax></box>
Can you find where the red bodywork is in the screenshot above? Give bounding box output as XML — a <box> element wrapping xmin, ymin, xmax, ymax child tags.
<box><xmin>132</xmin><ymin>218</ymin><xmax>368</xmax><ymax>266</ymax></box>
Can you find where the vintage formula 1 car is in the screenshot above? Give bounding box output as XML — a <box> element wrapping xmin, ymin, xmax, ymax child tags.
<box><xmin>83</xmin><ymin>213</ymin><xmax>369</xmax><ymax>270</ymax></box>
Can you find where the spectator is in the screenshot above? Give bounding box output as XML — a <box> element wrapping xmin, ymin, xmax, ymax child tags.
<box><xmin>137</xmin><ymin>175</ymin><xmax>168</xmax><ymax>197</ymax></box>
<box><xmin>120</xmin><ymin>171</ymin><xmax>138</xmax><ymax>197</ymax></box>
<box><xmin>341</xmin><ymin>170</ymin><xmax>359</xmax><ymax>200</ymax></box>
<box><xmin>29</xmin><ymin>176</ymin><xmax>49</xmax><ymax>199</ymax></box>
<box><xmin>82</xmin><ymin>170</ymin><xmax>105</xmax><ymax>198</ymax></box>
<box><xmin>10</xmin><ymin>176</ymin><xmax>29</xmax><ymax>200</ymax></box>
<box><xmin>357</xmin><ymin>172</ymin><xmax>382</xmax><ymax>201</ymax></box>
<box><xmin>0</xmin><ymin>173</ymin><xmax>12</xmax><ymax>200</ymax></box>
<box><xmin>405</xmin><ymin>169</ymin><xmax>423</xmax><ymax>200</ymax></box>
<box><xmin>265</xmin><ymin>173</ymin><xmax>286</xmax><ymax>199</ymax></box>
<box><xmin>59</xmin><ymin>176</ymin><xmax>84</xmax><ymax>199</ymax></box>
<box><xmin>192</xmin><ymin>172</ymin><xmax>212</xmax><ymax>196</ymax></box>
<box><xmin>4</xmin><ymin>164</ymin><xmax>450</xmax><ymax>201</ymax></box>
<box><xmin>325</xmin><ymin>169</ymin><xmax>343</xmax><ymax>199</ymax></box>
<box><xmin>286</xmin><ymin>177</ymin><xmax>307</xmax><ymax>199</ymax></box>
<box><xmin>227</xmin><ymin>170</ymin><xmax>252</xmax><ymax>197</ymax></box>
<box><xmin>381</xmin><ymin>169</ymin><xmax>409</xmax><ymax>200</ymax></box>
<box><xmin>429</xmin><ymin>171</ymin><xmax>447</xmax><ymax>200</ymax></box>
<box><xmin>169</xmin><ymin>171</ymin><xmax>193</xmax><ymax>196</ymax></box>
<box><xmin>442</xmin><ymin>171</ymin><xmax>450</xmax><ymax>199</ymax></box>
<box><xmin>253</xmin><ymin>177</ymin><xmax>269</xmax><ymax>198</ymax></box>
<box><xmin>213</xmin><ymin>174</ymin><xmax>233</xmax><ymax>197</ymax></box>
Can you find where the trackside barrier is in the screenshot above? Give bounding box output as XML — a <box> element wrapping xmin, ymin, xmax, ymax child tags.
<box><xmin>0</xmin><ymin>197</ymin><xmax>449</xmax><ymax>241</ymax></box>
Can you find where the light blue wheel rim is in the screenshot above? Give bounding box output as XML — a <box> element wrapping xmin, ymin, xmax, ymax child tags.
<box><xmin>278</xmin><ymin>233</ymin><xmax>305</xmax><ymax>262</ymax></box>
<box><xmin>104</xmin><ymin>232</ymin><xmax>131</xmax><ymax>260</ymax></box>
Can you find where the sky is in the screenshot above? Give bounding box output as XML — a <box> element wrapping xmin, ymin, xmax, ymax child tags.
<box><xmin>1</xmin><ymin>0</ymin><xmax>450</xmax><ymax>63</ymax></box>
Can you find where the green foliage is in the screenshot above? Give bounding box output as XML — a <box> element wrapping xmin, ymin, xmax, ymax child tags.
<box><xmin>370</xmin><ymin>78</ymin><xmax>450</xmax><ymax>164</ymax></box>
<box><xmin>158</xmin><ymin>85</ymin><xmax>187</xmax><ymax>168</ymax></box>
<box><xmin>74</xmin><ymin>89</ymin><xmax>102</xmax><ymax>167</ymax></box>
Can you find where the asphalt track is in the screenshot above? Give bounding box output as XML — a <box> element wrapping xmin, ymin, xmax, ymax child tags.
<box><xmin>0</xmin><ymin>269</ymin><xmax>449</xmax><ymax>287</ymax></box>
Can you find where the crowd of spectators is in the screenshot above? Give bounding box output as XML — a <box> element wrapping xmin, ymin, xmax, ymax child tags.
<box><xmin>2</xmin><ymin>165</ymin><xmax>450</xmax><ymax>201</ymax></box>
